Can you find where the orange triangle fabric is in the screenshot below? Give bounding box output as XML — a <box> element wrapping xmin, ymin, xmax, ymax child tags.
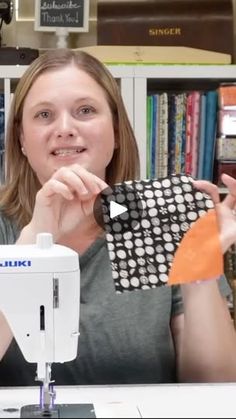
<box><xmin>168</xmin><ymin>209</ymin><xmax>223</xmax><ymax>285</ymax></box>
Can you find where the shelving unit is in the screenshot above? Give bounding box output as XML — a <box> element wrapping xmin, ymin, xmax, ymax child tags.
<box><xmin>107</xmin><ymin>65</ymin><xmax>134</xmax><ymax>128</ymax></box>
<box><xmin>0</xmin><ymin>66</ymin><xmax>28</xmax><ymax>135</ymax></box>
<box><xmin>133</xmin><ymin>64</ymin><xmax>236</xmax><ymax>178</ymax></box>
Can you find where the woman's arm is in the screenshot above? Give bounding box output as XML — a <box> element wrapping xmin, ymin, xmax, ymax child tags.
<box><xmin>171</xmin><ymin>281</ymin><xmax>236</xmax><ymax>382</ymax></box>
<box><xmin>0</xmin><ymin>223</ymin><xmax>41</xmax><ymax>360</ymax></box>
<box><xmin>17</xmin><ymin>165</ymin><xmax>108</xmax><ymax>244</ymax></box>
<box><xmin>0</xmin><ymin>312</ymin><xmax>13</xmax><ymax>360</ymax></box>
<box><xmin>171</xmin><ymin>173</ymin><xmax>236</xmax><ymax>382</ymax></box>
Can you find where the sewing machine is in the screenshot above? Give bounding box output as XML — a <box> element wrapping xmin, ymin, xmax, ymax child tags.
<box><xmin>0</xmin><ymin>233</ymin><xmax>86</xmax><ymax>417</ymax></box>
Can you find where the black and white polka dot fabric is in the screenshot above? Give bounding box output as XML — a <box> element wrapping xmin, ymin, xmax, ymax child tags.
<box><xmin>101</xmin><ymin>174</ymin><xmax>214</xmax><ymax>293</ymax></box>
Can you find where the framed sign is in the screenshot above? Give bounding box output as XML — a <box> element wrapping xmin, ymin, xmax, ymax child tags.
<box><xmin>34</xmin><ymin>0</ymin><xmax>90</xmax><ymax>32</ymax></box>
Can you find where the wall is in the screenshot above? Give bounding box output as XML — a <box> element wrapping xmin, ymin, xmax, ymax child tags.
<box><xmin>1</xmin><ymin>0</ymin><xmax>236</xmax><ymax>60</ymax></box>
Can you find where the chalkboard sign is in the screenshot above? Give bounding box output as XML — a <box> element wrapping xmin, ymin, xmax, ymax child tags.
<box><xmin>34</xmin><ymin>0</ymin><xmax>89</xmax><ymax>32</ymax></box>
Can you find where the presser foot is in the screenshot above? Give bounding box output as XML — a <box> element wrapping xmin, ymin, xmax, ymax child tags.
<box><xmin>36</xmin><ymin>362</ymin><xmax>56</xmax><ymax>411</ymax></box>
<box><xmin>40</xmin><ymin>382</ymin><xmax>56</xmax><ymax>411</ymax></box>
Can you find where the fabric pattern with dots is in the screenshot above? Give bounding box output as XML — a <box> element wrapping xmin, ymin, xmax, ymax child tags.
<box><xmin>101</xmin><ymin>174</ymin><xmax>219</xmax><ymax>293</ymax></box>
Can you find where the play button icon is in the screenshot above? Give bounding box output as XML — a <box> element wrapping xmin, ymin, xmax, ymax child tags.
<box><xmin>110</xmin><ymin>201</ymin><xmax>128</xmax><ymax>219</ymax></box>
<box><xmin>93</xmin><ymin>182</ymin><xmax>145</xmax><ymax>233</ymax></box>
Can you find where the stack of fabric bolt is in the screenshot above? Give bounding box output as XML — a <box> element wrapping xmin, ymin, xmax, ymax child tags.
<box><xmin>215</xmin><ymin>84</ymin><xmax>236</xmax><ymax>185</ymax></box>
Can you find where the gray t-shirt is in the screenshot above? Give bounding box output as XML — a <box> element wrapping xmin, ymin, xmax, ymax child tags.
<box><xmin>0</xmin><ymin>213</ymin><xmax>231</xmax><ymax>385</ymax></box>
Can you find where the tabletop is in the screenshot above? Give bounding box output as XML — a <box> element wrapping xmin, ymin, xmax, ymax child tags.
<box><xmin>0</xmin><ymin>382</ymin><xmax>236</xmax><ymax>418</ymax></box>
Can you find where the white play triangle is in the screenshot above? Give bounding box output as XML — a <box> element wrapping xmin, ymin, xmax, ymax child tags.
<box><xmin>110</xmin><ymin>201</ymin><xmax>128</xmax><ymax>219</ymax></box>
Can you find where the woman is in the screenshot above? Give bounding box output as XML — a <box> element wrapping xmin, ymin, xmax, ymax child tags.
<box><xmin>0</xmin><ymin>48</ymin><xmax>236</xmax><ymax>385</ymax></box>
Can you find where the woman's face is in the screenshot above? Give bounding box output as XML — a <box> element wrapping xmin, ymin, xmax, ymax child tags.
<box><xmin>20</xmin><ymin>64</ymin><xmax>116</xmax><ymax>184</ymax></box>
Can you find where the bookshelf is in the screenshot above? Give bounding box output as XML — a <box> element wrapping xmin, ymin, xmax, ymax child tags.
<box><xmin>132</xmin><ymin>64</ymin><xmax>236</xmax><ymax>179</ymax></box>
<box><xmin>0</xmin><ymin>66</ymin><xmax>28</xmax><ymax>136</ymax></box>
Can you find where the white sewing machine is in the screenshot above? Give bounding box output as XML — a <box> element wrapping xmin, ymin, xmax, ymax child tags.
<box><xmin>0</xmin><ymin>233</ymin><xmax>80</xmax><ymax>416</ymax></box>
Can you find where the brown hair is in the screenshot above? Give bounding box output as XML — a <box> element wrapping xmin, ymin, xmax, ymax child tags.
<box><xmin>0</xmin><ymin>48</ymin><xmax>140</xmax><ymax>228</ymax></box>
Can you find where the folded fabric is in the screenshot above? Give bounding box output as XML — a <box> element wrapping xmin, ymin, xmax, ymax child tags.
<box><xmin>100</xmin><ymin>174</ymin><xmax>223</xmax><ymax>293</ymax></box>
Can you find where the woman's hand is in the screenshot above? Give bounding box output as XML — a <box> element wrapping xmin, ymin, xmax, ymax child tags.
<box><xmin>193</xmin><ymin>173</ymin><xmax>236</xmax><ymax>254</ymax></box>
<box><xmin>23</xmin><ymin>164</ymin><xmax>108</xmax><ymax>242</ymax></box>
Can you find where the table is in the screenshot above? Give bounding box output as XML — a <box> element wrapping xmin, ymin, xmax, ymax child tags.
<box><xmin>0</xmin><ymin>383</ymin><xmax>236</xmax><ymax>418</ymax></box>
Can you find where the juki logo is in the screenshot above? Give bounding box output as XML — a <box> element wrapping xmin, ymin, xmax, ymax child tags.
<box><xmin>0</xmin><ymin>260</ymin><xmax>32</xmax><ymax>267</ymax></box>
